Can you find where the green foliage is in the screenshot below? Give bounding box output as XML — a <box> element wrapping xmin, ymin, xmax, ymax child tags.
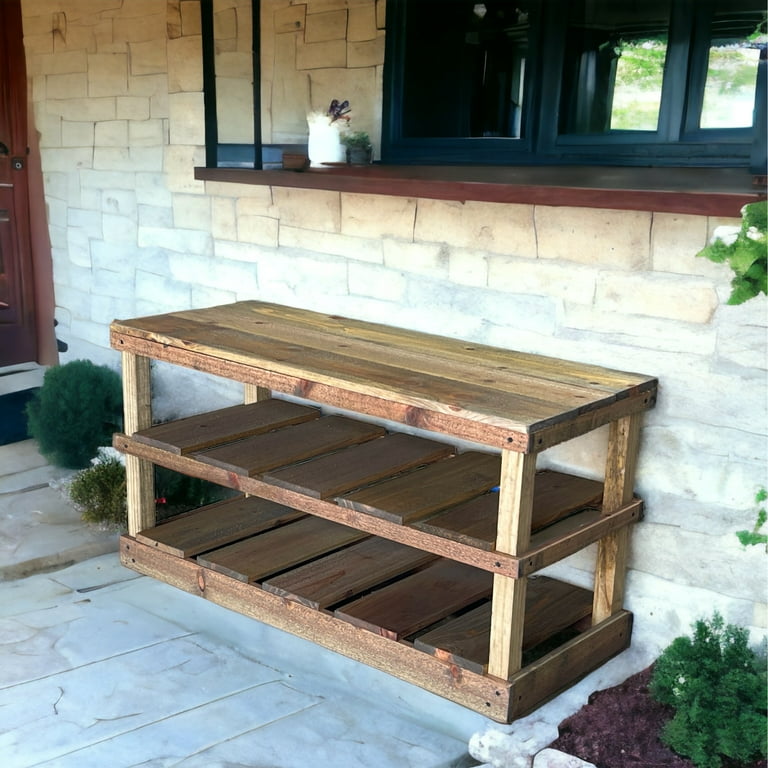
<box><xmin>736</xmin><ymin>487</ymin><xmax>768</xmax><ymax>549</ymax></box>
<box><xmin>26</xmin><ymin>360</ymin><xmax>124</xmax><ymax>469</ymax></box>
<box><xmin>340</xmin><ymin>130</ymin><xmax>371</xmax><ymax>148</ymax></box>
<box><xmin>68</xmin><ymin>454</ymin><xmax>127</xmax><ymax>529</ymax></box>
<box><xmin>649</xmin><ymin>612</ymin><xmax>767</xmax><ymax>768</ymax></box>
<box><xmin>154</xmin><ymin>465</ymin><xmax>234</xmax><ymax>521</ymax></box>
<box><xmin>697</xmin><ymin>201</ymin><xmax>768</xmax><ymax>305</ymax></box>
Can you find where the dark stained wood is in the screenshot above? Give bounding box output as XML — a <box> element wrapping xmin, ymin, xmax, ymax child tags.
<box><xmin>414</xmin><ymin>470</ymin><xmax>603</xmax><ymax>549</ymax></box>
<box><xmin>111</xmin><ymin>300</ymin><xmax>658</xmax><ymax>453</ymax></box>
<box><xmin>131</xmin><ymin>399</ymin><xmax>320</xmax><ymax>454</ymax></box>
<box><xmin>197</xmin><ymin>516</ymin><xmax>367</xmax><ymax>582</ymax></box>
<box><xmin>193</xmin><ymin>165</ymin><xmax>762</xmax><ymax>217</ymax></box>
<box><xmin>195</xmin><ymin>415</ymin><xmax>386</xmax><ymax>476</ymax></box>
<box><xmin>337</xmin><ymin>451</ymin><xmax>501</xmax><ymax>524</ymax></box>
<box><xmin>262</xmin><ymin>536</ymin><xmax>438</xmax><ymax>609</ymax></box>
<box><xmin>135</xmin><ymin>495</ymin><xmax>305</xmax><ymax>557</ymax></box>
<box><xmin>264</xmin><ymin>432</ymin><xmax>454</xmax><ymax>498</ymax></box>
<box><xmin>334</xmin><ymin>558</ymin><xmax>493</xmax><ymax>640</ymax></box>
<box><xmin>120</xmin><ymin>535</ymin><xmax>514</xmax><ymax>722</ymax></box>
<box><xmin>508</xmin><ymin>611</ymin><xmax>632</xmax><ymax>720</ymax></box>
<box><xmin>414</xmin><ymin>575</ymin><xmax>593</xmax><ymax>673</ymax></box>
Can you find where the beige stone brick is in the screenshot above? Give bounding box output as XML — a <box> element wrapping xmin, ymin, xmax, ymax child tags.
<box><xmin>116</xmin><ymin>96</ymin><xmax>151</xmax><ymax>120</ymax></box>
<box><xmin>296</xmin><ymin>39</ymin><xmax>346</xmax><ymax>70</ymax></box>
<box><xmin>164</xmin><ymin>145</ymin><xmax>206</xmax><ymax>193</ymax></box>
<box><xmin>28</xmin><ymin>50</ymin><xmax>87</xmax><ymax>76</ymax></box>
<box><xmin>279</xmin><ymin>225</ymin><xmax>383</xmax><ymax>262</ymax></box>
<box><xmin>270</xmin><ymin>34</ymin><xmax>311</xmax><ymax>141</ymax></box>
<box><xmin>214</xmin><ymin>6</ymin><xmax>237</xmax><ymax>40</ymax></box>
<box><xmin>376</xmin><ymin>0</ymin><xmax>386</xmax><ymax>28</ymax></box>
<box><xmin>488</xmin><ymin>256</ymin><xmax>597</xmax><ymax>304</ymax></box>
<box><xmin>274</xmin><ymin>4</ymin><xmax>306</xmax><ymax>33</ymax></box>
<box><xmin>651</xmin><ymin>212</ymin><xmax>710</xmax><ymax>274</ymax></box>
<box><xmin>216</xmin><ymin>79</ymin><xmax>255</xmax><ymax>144</ymax></box>
<box><xmin>273</xmin><ymin>187</ymin><xmax>341</xmax><ymax>232</ymax></box>
<box><xmin>212</xmin><ymin>197</ymin><xmax>238</xmax><ymax>240</ymax></box>
<box><xmin>238</xmin><ymin>215</ymin><xmax>280</xmax><ymax>247</ymax></box>
<box><xmin>348</xmin><ymin>4</ymin><xmax>377</xmax><ymax>41</ymax></box>
<box><xmin>349</xmin><ymin>262</ymin><xmax>406</xmax><ymax>302</ymax></box>
<box><xmin>168</xmin><ymin>92</ymin><xmax>205</xmax><ymax>145</ymax></box>
<box><xmin>181</xmin><ymin>1</ymin><xmax>202</xmax><ymax>36</ymax></box>
<box><xmin>204</xmin><ymin>181</ymin><xmax>273</xmax><ymax>203</ymax></box>
<box><xmin>151</xmin><ymin>93</ymin><xmax>170</xmax><ymax>120</ymax></box>
<box><xmin>88</xmin><ymin>53</ymin><xmax>129</xmax><ymax>97</ymax></box>
<box><xmin>35</xmin><ymin>110</ymin><xmax>63</xmax><ymax>147</ymax></box>
<box><xmin>304</xmin><ymin>10</ymin><xmax>346</xmax><ymax>42</ymax></box>
<box><xmin>305</xmin><ymin>0</ymin><xmax>371</xmax><ymax>12</ymax></box>
<box><xmin>94</xmin><ymin>146</ymin><xmax>163</xmax><ymax>172</ymax></box>
<box><xmin>113</xmin><ymin>13</ymin><xmax>165</xmax><ymax>43</ymax></box>
<box><xmin>21</xmin><ymin>12</ymin><xmax>55</xmax><ymax>37</ymax></box>
<box><xmin>168</xmin><ymin>0</ymin><xmax>183</xmax><ymax>39</ymax></box>
<box><xmin>173</xmin><ymin>193</ymin><xmax>211</xmax><ymax>231</ymax></box>
<box><xmin>128</xmin><ymin>119</ymin><xmax>165</xmax><ymax>147</ymax></box>
<box><xmin>129</xmin><ymin>39</ymin><xmax>168</xmax><ymax>76</ymax></box>
<box><xmin>168</xmin><ymin>36</ymin><xmax>203</xmax><ymax>92</ymax></box>
<box><xmin>236</xmin><ymin>193</ymin><xmax>277</xmax><ymax>218</ymax></box>
<box><xmin>308</xmin><ymin>65</ymin><xmax>377</xmax><ymax>135</ymax></box>
<box><xmin>341</xmin><ymin>192</ymin><xmax>415</xmax><ymax>239</ymax></box>
<box><xmin>347</xmin><ymin>34</ymin><xmax>384</xmax><ymax>68</ymax></box>
<box><xmin>61</xmin><ymin>121</ymin><xmax>95</xmax><ymax>148</ymax></box>
<box><xmin>447</xmin><ymin>250</ymin><xmax>488</xmax><ymax>288</ymax></box>
<box><xmin>535</xmin><ymin>206</ymin><xmax>651</xmax><ymax>270</ymax></box>
<box><xmin>382</xmin><ymin>240</ymin><xmax>449</xmax><ymax>278</ymax></box>
<box><xmin>129</xmin><ymin>73</ymin><xmax>169</xmax><ymax>99</ymax></box>
<box><xmin>46</xmin><ymin>73</ymin><xmax>87</xmax><ymax>100</ymax></box>
<box><xmin>40</xmin><ymin>147</ymin><xmax>93</xmax><ymax>172</ymax></box>
<box><xmin>94</xmin><ymin>120</ymin><xmax>128</xmax><ymax>147</ymax></box>
<box><xmin>22</xmin><ymin>32</ymin><xmax>54</xmax><ymax>56</ymax></box>
<box><xmin>595</xmin><ymin>272</ymin><xmax>718</xmax><ymax>323</ymax></box>
<box><xmin>46</xmin><ymin>97</ymin><xmax>116</xmax><ymax>122</ymax></box>
<box><xmin>415</xmin><ymin>199</ymin><xmax>537</xmax><ymax>258</ymax></box>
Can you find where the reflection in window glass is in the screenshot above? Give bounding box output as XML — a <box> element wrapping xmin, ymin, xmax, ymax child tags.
<box><xmin>560</xmin><ymin>0</ymin><xmax>670</xmax><ymax>134</ymax></box>
<box><xmin>401</xmin><ymin>1</ymin><xmax>530</xmax><ymax>139</ymax></box>
<box><xmin>700</xmin><ymin>8</ymin><xmax>765</xmax><ymax>129</ymax></box>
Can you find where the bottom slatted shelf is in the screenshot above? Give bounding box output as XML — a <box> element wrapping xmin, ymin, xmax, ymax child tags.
<box><xmin>126</xmin><ymin>492</ymin><xmax>632</xmax><ymax>722</ymax></box>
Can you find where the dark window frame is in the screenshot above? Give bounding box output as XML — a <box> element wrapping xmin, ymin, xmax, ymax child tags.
<box><xmin>200</xmin><ymin>0</ymin><xmax>766</xmax><ymax>172</ymax></box>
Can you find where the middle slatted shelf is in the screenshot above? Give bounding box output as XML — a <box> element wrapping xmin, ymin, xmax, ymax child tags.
<box><xmin>127</xmin><ymin>398</ymin><xmax>612</xmax><ymax>676</ymax></box>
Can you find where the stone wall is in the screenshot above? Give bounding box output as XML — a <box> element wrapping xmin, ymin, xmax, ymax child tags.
<box><xmin>21</xmin><ymin>0</ymin><xmax>767</xmax><ymax>726</ymax></box>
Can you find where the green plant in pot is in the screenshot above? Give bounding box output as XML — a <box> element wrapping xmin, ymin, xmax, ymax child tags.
<box><xmin>340</xmin><ymin>131</ymin><xmax>372</xmax><ymax>165</ymax></box>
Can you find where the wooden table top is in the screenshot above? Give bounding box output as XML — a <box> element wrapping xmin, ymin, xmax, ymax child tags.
<box><xmin>111</xmin><ymin>300</ymin><xmax>657</xmax><ymax>452</ymax></box>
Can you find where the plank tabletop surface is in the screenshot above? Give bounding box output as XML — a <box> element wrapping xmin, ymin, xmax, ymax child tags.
<box><xmin>111</xmin><ymin>300</ymin><xmax>657</xmax><ymax>445</ymax></box>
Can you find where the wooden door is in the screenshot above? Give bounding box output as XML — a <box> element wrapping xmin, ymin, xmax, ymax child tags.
<box><xmin>0</xmin><ymin>0</ymin><xmax>36</xmax><ymax>366</ymax></box>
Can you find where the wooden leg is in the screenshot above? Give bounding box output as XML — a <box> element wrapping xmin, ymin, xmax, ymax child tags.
<box><xmin>592</xmin><ymin>414</ymin><xmax>641</xmax><ymax>624</ymax></box>
<box><xmin>488</xmin><ymin>450</ymin><xmax>537</xmax><ymax>679</ymax></box>
<box><xmin>244</xmin><ymin>383</ymin><xmax>270</xmax><ymax>404</ymax></box>
<box><xmin>122</xmin><ymin>351</ymin><xmax>155</xmax><ymax>536</ymax></box>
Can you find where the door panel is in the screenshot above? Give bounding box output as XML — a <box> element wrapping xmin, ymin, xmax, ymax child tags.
<box><xmin>0</xmin><ymin>0</ymin><xmax>37</xmax><ymax>366</ymax></box>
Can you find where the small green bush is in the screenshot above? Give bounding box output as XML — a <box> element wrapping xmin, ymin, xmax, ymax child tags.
<box><xmin>68</xmin><ymin>454</ymin><xmax>127</xmax><ymax>530</ymax></box>
<box><xmin>649</xmin><ymin>612</ymin><xmax>767</xmax><ymax>768</ymax></box>
<box><xmin>26</xmin><ymin>360</ymin><xmax>123</xmax><ymax>469</ymax></box>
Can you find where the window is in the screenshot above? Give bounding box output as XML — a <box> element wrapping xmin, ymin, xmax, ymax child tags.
<box><xmin>201</xmin><ymin>0</ymin><xmax>766</xmax><ymax>170</ymax></box>
<box><xmin>382</xmin><ymin>0</ymin><xmax>767</xmax><ymax>167</ymax></box>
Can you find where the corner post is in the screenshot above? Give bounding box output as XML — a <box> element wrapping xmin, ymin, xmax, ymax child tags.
<box><xmin>122</xmin><ymin>351</ymin><xmax>154</xmax><ymax>536</ymax></box>
<box><xmin>487</xmin><ymin>449</ymin><xmax>537</xmax><ymax>679</ymax></box>
<box><xmin>592</xmin><ymin>413</ymin><xmax>642</xmax><ymax>624</ymax></box>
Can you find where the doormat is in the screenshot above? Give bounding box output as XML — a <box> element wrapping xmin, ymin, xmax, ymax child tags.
<box><xmin>0</xmin><ymin>388</ymin><xmax>38</xmax><ymax>446</ymax></box>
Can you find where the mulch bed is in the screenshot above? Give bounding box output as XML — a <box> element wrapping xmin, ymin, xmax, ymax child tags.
<box><xmin>549</xmin><ymin>665</ymin><xmax>767</xmax><ymax>768</ymax></box>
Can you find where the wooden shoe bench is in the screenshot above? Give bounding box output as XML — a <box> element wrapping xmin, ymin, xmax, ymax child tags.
<box><xmin>110</xmin><ymin>300</ymin><xmax>657</xmax><ymax>723</ymax></box>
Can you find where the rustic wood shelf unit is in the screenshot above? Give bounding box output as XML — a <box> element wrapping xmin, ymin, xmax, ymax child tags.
<box><xmin>111</xmin><ymin>300</ymin><xmax>657</xmax><ymax>723</ymax></box>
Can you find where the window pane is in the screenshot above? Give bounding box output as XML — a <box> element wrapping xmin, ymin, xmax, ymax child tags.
<box><xmin>560</xmin><ymin>0</ymin><xmax>671</xmax><ymax>134</ymax></box>
<box><xmin>401</xmin><ymin>1</ymin><xmax>530</xmax><ymax>139</ymax></box>
<box><xmin>700</xmin><ymin>6</ymin><xmax>766</xmax><ymax>129</ymax></box>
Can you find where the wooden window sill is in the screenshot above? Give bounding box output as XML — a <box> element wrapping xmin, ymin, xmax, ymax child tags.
<box><xmin>194</xmin><ymin>164</ymin><xmax>765</xmax><ymax>217</ymax></box>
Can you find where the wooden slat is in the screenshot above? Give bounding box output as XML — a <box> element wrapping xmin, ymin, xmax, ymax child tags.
<box><xmin>197</xmin><ymin>516</ymin><xmax>367</xmax><ymax>582</ymax></box>
<box><xmin>263</xmin><ymin>537</ymin><xmax>438</xmax><ymax>609</ymax></box>
<box><xmin>120</xmin><ymin>535</ymin><xmax>515</xmax><ymax>723</ymax></box>
<box><xmin>132</xmin><ymin>399</ymin><xmax>319</xmax><ymax>454</ymax></box>
<box><xmin>135</xmin><ymin>495</ymin><xmax>305</xmax><ymax>557</ymax></box>
<box><xmin>414</xmin><ymin>576</ymin><xmax>593</xmax><ymax>674</ymax></box>
<box><xmin>414</xmin><ymin>470</ymin><xmax>604</xmax><ymax>549</ymax></box>
<box><xmin>195</xmin><ymin>415</ymin><xmax>386</xmax><ymax>476</ymax></box>
<box><xmin>334</xmin><ymin>559</ymin><xmax>492</xmax><ymax>640</ymax></box>
<box><xmin>264</xmin><ymin>433</ymin><xmax>453</xmax><ymax>498</ymax></box>
<box><xmin>337</xmin><ymin>451</ymin><xmax>501</xmax><ymax>524</ymax></box>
